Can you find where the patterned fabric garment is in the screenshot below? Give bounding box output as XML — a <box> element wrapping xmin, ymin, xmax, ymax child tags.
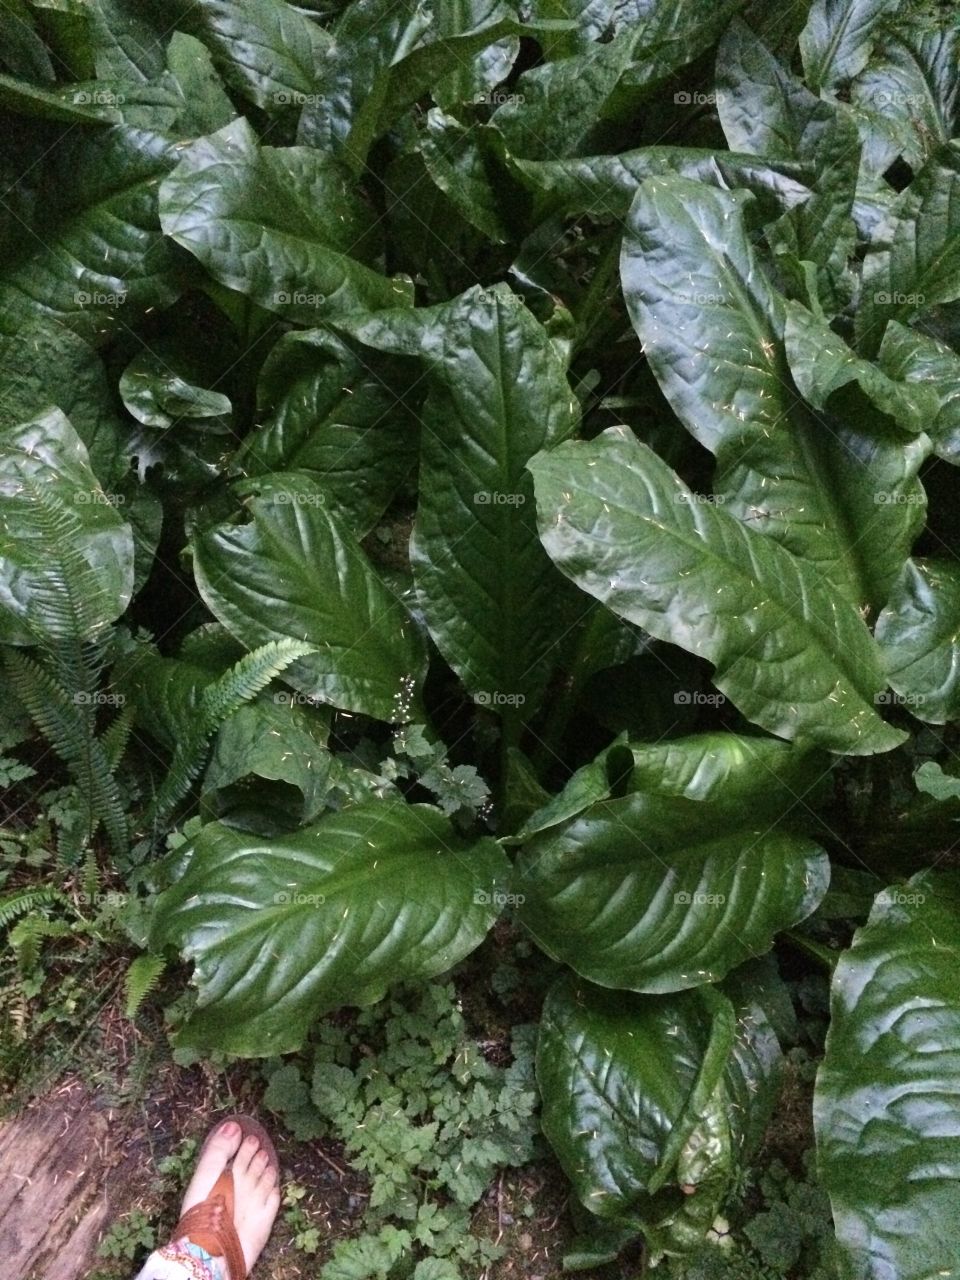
<box><xmin>133</xmin><ymin>1237</ymin><xmax>227</xmax><ymax>1280</ymax></box>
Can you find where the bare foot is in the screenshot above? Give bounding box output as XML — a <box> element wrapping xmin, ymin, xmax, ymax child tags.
<box><xmin>229</xmin><ymin>1131</ymin><xmax>282</xmax><ymax>1274</ymax></box>
<box><xmin>180</xmin><ymin>1121</ymin><xmax>281</xmax><ymax>1278</ymax></box>
<box><xmin>180</xmin><ymin>1120</ymin><xmax>242</xmax><ymax>1214</ymax></box>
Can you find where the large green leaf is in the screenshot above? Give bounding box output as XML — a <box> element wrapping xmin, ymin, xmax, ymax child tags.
<box><xmin>782</xmin><ymin>111</ymin><xmax>861</xmax><ymax>306</ymax></box>
<box><xmin>119</xmin><ymin>350</ymin><xmax>231</xmax><ymax>429</ymax></box>
<box><xmin>192</xmin><ymin>490</ymin><xmax>427</xmax><ymax>721</ymax></box>
<box><xmin>343</xmin><ymin>286</ymin><xmax>578</xmax><ymax>717</ymax></box>
<box><xmin>87</xmin><ymin>0</ymin><xmax>177</xmax><ymax>82</ymax></box>
<box><xmin>815</xmin><ymin>869</ymin><xmax>960</xmax><ymax>1280</ymax></box>
<box><xmin>717</xmin><ymin>18</ymin><xmax>837</xmax><ymax>160</ymax></box>
<box><xmin>117</xmin><ymin>649</ymin><xmax>219</xmax><ymax>756</ymax></box>
<box><xmin>490</xmin><ymin>0</ymin><xmax>741</xmax><ymax>161</ymax></box>
<box><xmin>238</xmin><ymin>329</ymin><xmax>418</xmax><ymax>538</ymax></box>
<box><xmin>878</xmin><ymin>321</ymin><xmax>960</xmax><ymax>465</ymax></box>
<box><xmin>490</xmin><ymin>25</ymin><xmax>645</xmax><ymax>162</ymax></box>
<box><xmin>914</xmin><ymin>760</ymin><xmax>960</xmax><ymax>803</ymax></box>
<box><xmin>115</xmin><ymin>631</ymin><xmax>313</xmax><ymax>809</ymax></box>
<box><xmin>513</xmin><ymin>733</ymin><xmax>632</xmax><ymax>843</ymax></box>
<box><xmin>0</xmin><ymin>71</ymin><xmax>119</xmax><ymax>122</ymax></box>
<box><xmin>0</xmin><ymin>125</ymin><xmax>179</xmax><ymax>345</ymax></box>
<box><xmin>783</xmin><ymin>302</ymin><xmax>937</xmax><ymax>434</ymax></box>
<box><xmin>716</xmin><ymin>20</ymin><xmax>860</xmax><ymax>302</ymax></box>
<box><xmin>524</xmin><ymin>0</ymin><xmax>643</xmax><ymax>55</ymax></box>
<box><xmin>421</xmin><ymin>110</ymin><xmax>515</xmax><ymax>243</ymax></box>
<box><xmin>517</xmin><ymin>749</ymin><xmax>828</xmax><ymax>993</ymax></box>
<box><xmin>158</xmin><ymin>118</ymin><xmax>411</xmax><ymax>323</ymax></box>
<box><xmin>530</xmin><ymin>427</ymin><xmax>906</xmax><ymax>755</ymax></box>
<box><xmin>874</xmin><ymin>559</ymin><xmax>960</xmax><ymax>725</ymax></box>
<box><xmin>296</xmin><ymin>0</ymin><xmax>558</xmax><ymax>171</ymax></box>
<box><xmin>0</xmin><ymin>409</ymin><xmax>134</xmax><ymax>644</ymax></box>
<box><xmin>54</xmin><ymin>77</ymin><xmax>185</xmax><ymax>133</ymax></box>
<box><xmin>799</xmin><ymin>0</ymin><xmax>898</xmax><ymax>93</ymax></box>
<box><xmin>518</xmin><ymin>731</ymin><xmax>830</xmax><ymax>841</ymax></box>
<box><xmin>148</xmin><ymin>801</ymin><xmax>511</xmax><ymax>1054</ymax></box>
<box><xmin>857</xmin><ymin>143</ymin><xmax>960</xmax><ymax>356</ymax></box>
<box><xmin>185</xmin><ymin>0</ymin><xmax>329</xmax><ymax>114</ymax></box>
<box><xmin>850</xmin><ymin>24</ymin><xmax>958</xmax><ymax>175</ymax></box>
<box><xmin>623</xmin><ymin>733</ymin><xmax>829</xmax><ymax>808</ymax></box>
<box><xmin>507</xmin><ymin>144</ymin><xmax>810</xmax><ymax>222</ymax></box>
<box><xmin>165</xmin><ymin>30</ymin><xmax>236</xmax><ymax>136</ymax></box>
<box><xmin>0</xmin><ymin>1</ymin><xmax>54</xmax><ymax>81</ymax></box>
<box><xmin>537</xmin><ymin>975</ymin><xmax>781</xmax><ymax>1257</ymax></box>
<box><xmin>621</xmin><ymin>175</ymin><xmax>926</xmax><ymax>609</ymax></box>
<box><xmin>29</xmin><ymin>0</ymin><xmax>94</xmax><ymax>81</ymax></box>
<box><xmin>203</xmin><ymin>698</ymin><xmax>332</xmax><ymax>823</ymax></box>
<box><xmin>432</xmin><ymin>0</ymin><xmax>520</xmax><ymax>111</ymax></box>
<box><xmin>382</xmin><ymin>148</ymin><xmax>486</xmax><ymax>299</ymax></box>
<box><xmin>0</xmin><ymin>318</ymin><xmax>129</xmax><ymax>485</ymax></box>
<box><xmin>120</xmin><ymin>482</ymin><xmax>162</xmax><ymax>596</ymax></box>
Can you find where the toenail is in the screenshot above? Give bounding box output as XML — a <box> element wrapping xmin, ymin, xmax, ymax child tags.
<box><xmin>220</xmin><ymin>1121</ymin><xmax>240</xmax><ymax>1137</ymax></box>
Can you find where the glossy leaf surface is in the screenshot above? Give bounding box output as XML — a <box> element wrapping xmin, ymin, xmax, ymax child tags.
<box><xmin>0</xmin><ymin>409</ymin><xmax>134</xmax><ymax>644</ymax></box>
<box><xmin>815</xmin><ymin>870</ymin><xmax>960</xmax><ymax>1280</ymax></box>
<box><xmin>517</xmin><ymin>757</ymin><xmax>828</xmax><ymax>993</ymax></box>
<box><xmin>538</xmin><ymin>975</ymin><xmax>781</xmax><ymax>1256</ymax></box>
<box><xmin>149</xmin><ymin>802</ymin><xmax>511</xmax><ymax>1054</ymax></box>
<box><xmin>159</xmin><ymin>119</ymin><xmax>410</xmax><ymax>323</ymax></box>
<box><xmin>530</xmin><ymin>427</ymin><xmax>906</xmax><ymax>754</ymax></box>
<box><xmin>344</xmin><ymin>286</ymin><xmax>579</xmax><ymax>713</ymax></box>
<box><xmin>875</xmin><ymin>559</ymin><xmax>960</xmax><ymax>724</ymax></box>
<box><xmin>193</xmin><ymin>491</ymin><xmax>427</xmax><ymax>721</ymax></box>
<box><xmin>621</xmin><ymin>175</ymin><xmax>924</xmax><ymax>610</ymax></box>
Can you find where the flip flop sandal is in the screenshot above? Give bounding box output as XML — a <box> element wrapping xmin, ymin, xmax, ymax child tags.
<box><xmin>170</xmin><ymin>1114</ymin><xmax>279</xmax><ymax>1280</ymax></box>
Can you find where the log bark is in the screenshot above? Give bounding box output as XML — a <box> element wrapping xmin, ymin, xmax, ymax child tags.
<box><xmin>0</xmin><ymin>1081</ymin><xmax>123</xmax><ymax>1280</ymax></box>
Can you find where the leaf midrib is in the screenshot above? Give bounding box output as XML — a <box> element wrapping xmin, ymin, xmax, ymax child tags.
<box><xmin>658</xmin><ymin>191</ymin><xmax>870</xmax><ymax>605</ymax></box>
<box><xmin>545</xmin><ymin>451</ymin><xmax>875</xmax><ymax>703</ymax></box>
<box><xmin>811</xmin><ymin>0</ymin><xmax>881</xmax><ymax>89</ymax></box>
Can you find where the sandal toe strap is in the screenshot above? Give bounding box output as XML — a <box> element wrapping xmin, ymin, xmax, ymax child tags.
<box><xmin>173</xmin><ymin>1194</ymin><xmax>247</xmax><ymax>1280</ymax></box>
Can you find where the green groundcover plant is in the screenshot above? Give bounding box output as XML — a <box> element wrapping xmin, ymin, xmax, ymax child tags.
<box><xmin>3</xmin><ymin>0</ymin><xmax>960</xmax><ymax>1274</ymax></box>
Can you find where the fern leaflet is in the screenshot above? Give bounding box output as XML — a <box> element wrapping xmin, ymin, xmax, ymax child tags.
<box><xmin>124</xmin><ymin>953</ymin><xmax>166</xmax><ymax>1018</ymax></box>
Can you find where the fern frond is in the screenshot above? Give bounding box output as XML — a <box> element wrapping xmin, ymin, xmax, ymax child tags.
<box><xmin>11</xmin><ymin>475</ymin><xmax>115</xmax><ymax>644</ymax></box>
<box><xmin>144</xmin><ymin>641</ymin><xmax>313</xmax><ymax>831</ymax></box>
<box><xmin>81</xmin><ymin>847</ymin><xmax>101</xmax><ymax>903</ymax></box>
<box><xmin>100</xmin><ymin>704</ymin><xmax>134</xmax><ymax>771</ymax></box>
<box><xmin>8</xmin><ymin>988</ymin><xmax>28</xmax><ymax>1041</ymax></box>
<box><xmin>57</xmin><ymin>812</ymin><xmax>88</xmax><ymax>865</ymax></box>
<box><xmin>145</xmin><ymin>734</ymin><xmax>209</xmax><ymax>829</ymax></box>
<box><xmin>200</xmin><ymin>639</ymin><xmax>315</xmax><ymax>729</ymax></box>
<box><xmin>8</xmin><ymin>913</ymin><xmax>73</xmax><ymax>972</ymax></box>
<box><xmin>4</xmin><ymin>650</ymin><xmax>129</xmax><ymax>854</ymax></box>
<box><xmin>124</xmin><ymin>953</ymin><xmax>166</xmax><ymax>1018</ymax></box>
<box><xmin>8</xmin><ymin>478</ymin><xmax>125</xmax><ymax>843</ymax></box>
<box><xmin>0</xmin><ymin>887</ymin><xmax>66</xmax><ymax>929</ymax></box>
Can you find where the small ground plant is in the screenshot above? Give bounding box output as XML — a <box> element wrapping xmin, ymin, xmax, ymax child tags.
<box><xmin>262</xmin><ymin>980</ymin><xmax>539</xmax><ymax>1278</ymax></box>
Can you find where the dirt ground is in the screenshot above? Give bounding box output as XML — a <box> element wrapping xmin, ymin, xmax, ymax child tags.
<box><xmin>0</xmin><ymin>994</ymin><xmax>606</xmax><ymax>1280</ymax></box>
